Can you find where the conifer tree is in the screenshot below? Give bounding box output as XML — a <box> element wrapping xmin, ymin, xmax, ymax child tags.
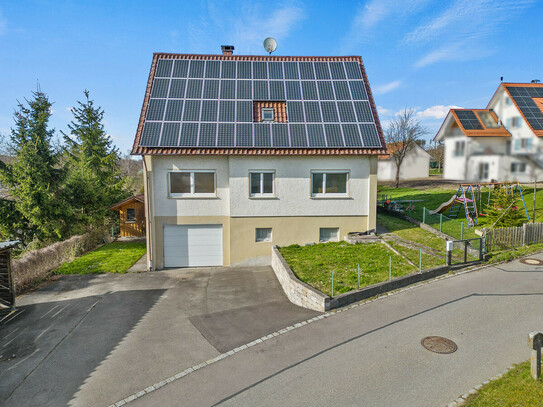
<box><xmin>0</xmin><ymin>90</ymin><xmax>69</xmax><ymax>243</ymax></box>
<box><xmin>485</xmin><ymin>186</ymin><xmax>525</xmax><ymax>228</ymax></box>
<box><xmin>63</xmin><ymin>90</ymin><xmax>126</xmax><ymax>227</ymax></box>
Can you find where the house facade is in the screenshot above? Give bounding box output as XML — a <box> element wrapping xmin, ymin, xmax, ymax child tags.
<box><xmin>435</xmin><ymin>82</ymin><xmax>543</xmax><ymax>182</ymax></box>
<box><xmin>377</xmin><ymin>142</ymin><xmax>431</xmax><ymax>181</ymax></box>
<box><xmin>132</xmin><ymin>49</ymin><xmax>386</xmax><ymax>269</ymax></box>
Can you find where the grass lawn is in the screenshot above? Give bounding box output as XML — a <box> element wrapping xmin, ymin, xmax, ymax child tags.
<box><xmin>464</xmin><ymin>360</ymin><xmax>543</xmax><ymax>406</ymax></box>
<box><xmin>53</xmin><ymin>241</ymin><xmax>146</xmax><ymax>275</ymax></box>
<box><xmin>486</xmin><ymin>243</ymin><xmax>543</xmax><ymax>264</ymax></box>
<box><xmin>278</xmin><ymin>242</ymin><xmax>417</xmax><ymax>296</ymax></box>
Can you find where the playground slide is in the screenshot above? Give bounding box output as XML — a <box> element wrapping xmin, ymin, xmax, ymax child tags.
<box><xmin>434</xmin><ymin>195</ymin><xmax>457</xmax><ymax>214</ymax></box>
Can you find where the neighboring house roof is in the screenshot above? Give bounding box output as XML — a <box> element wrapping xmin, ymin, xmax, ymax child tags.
<box><xmin>378</xmin><ymin>142</ymin><xmax>432</xmax><ymax>160</ymax></box>
<box><xmin>498</xmin><ymin>82</ymin><xmax>543</xmax><ymax>137</ymax></box>
<box><xmin>131</xmin><ymin>53</ymin><xmax>386</xmax><ymax>156</ymax></box>
<box><xmin>109</xmin><ymin>194</ymin><xmax>145</xmax><ymax>210</ymax></box>
<box><xmin>434</xmin><ymin>109</ymin><xmax>510</xmax><ymax>140</ymax></box>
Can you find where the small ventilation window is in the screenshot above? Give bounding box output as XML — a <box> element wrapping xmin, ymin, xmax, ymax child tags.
<box><xmin>262</xmin><ymin>108</ymin><xmax>274</xmax><ymax>122</ymax></box>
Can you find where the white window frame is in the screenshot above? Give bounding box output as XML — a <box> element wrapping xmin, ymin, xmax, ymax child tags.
<box><xmin>168</xmin><ymin>170</ymin><xmax>216</xmax><ymax>198</ymax></box>
<box><xmin>454</xmin><ymin>141</ymin><xmax>465</xmax><ymax>157</ymax></box>
<box><xmin>255</xmin><ymin>228</ymin><xmax>272</xmax><ymax>242</ymax></box>
<box><xmin>319</xmin><ymin>227</ymin><xmax>339</xmax><ymax>242</ymax></box>
<box><xmin>262</xmin><ymin>108</ymin><xmax>274</xmax><ymax>122</ymax></box>
<box><xmin>249</xmin><ymin>171</ymin><xmax>275</xmax><ymax>198</ymax></box>
<box><xmin>311</xmin><ymin>170</ymin><xmax>350</xmax><ymax>198</ymax></box>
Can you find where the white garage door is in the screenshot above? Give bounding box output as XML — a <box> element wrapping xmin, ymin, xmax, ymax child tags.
<box><xmin>163</xmin><ymin>224</ymin><xmax>223</xmax><ymax>268</ymax></box>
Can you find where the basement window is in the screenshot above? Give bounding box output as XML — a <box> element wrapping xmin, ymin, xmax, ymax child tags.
<box><xmin>256</xmin><ymin>228</ymin><xmax>272</xmax><ymax>242</ymax></box>
<box><xmin>320</xmin><ymin>228</ymin><xmax>339</xmax><ymax>242</ymax></box>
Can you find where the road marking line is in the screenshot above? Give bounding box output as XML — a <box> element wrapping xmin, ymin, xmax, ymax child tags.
<box><xmin>39</xmin><ymin>305</ymin><xmax>59</xmax><ymax>319</ymax></box>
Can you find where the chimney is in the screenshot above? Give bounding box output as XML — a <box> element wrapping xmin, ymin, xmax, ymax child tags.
<box><xmin>531</xmin><ymin>79</ymin><xmax>541</xmax><ymax>83</ymax></box>
<box><xmin>221</xmin><ymin>45</ymin><xmax>234</xmax><ymax>56</ymax></box>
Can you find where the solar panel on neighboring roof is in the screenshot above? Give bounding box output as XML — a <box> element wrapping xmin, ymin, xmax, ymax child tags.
<box><xmin>455</xmin><ymin>110</ymin><xmax>484</xmax><ymax>130</ymax></box>
<box><xmin>139</xmin><ymin>57</ymin><xmax>382</xmax><ymax>149</ymax></box>
<box><xmin>505</xmin><ymin>86</ymin><xmax>543</xmax><ymax>131</ymax></box>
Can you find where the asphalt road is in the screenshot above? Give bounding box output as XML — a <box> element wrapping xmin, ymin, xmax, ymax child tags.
<box><xmin>131</xmin><ymin>256</ymin><xmax>543</xmax><ymax>407</ymax></box>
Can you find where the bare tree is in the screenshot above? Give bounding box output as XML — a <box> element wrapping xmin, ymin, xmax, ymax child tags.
<box><xmin>385</xmin><ymin>109</ymin><xmax>428</xmax><ymax>188</ymax></box>
<box><xmin>428</xmin><ymin>141</ymin><xmax>444</xmax><ymax>172</ymax></box>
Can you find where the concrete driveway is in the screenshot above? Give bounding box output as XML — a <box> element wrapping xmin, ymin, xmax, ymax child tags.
<box><xmin>0</xmin><ymin>266</ymin><xmax>319</xmax><ymax>407</ymax></box>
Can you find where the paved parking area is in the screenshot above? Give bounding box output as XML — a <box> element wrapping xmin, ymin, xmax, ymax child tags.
<box><xmin>0</xmin><ymin>266</ymin><xmax>319</xmax><ymax>407</ymax></box>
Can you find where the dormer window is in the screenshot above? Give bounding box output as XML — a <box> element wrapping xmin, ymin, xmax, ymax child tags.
<box><xmin>262</xmin><ymin>108</ymin><xmax>274</xmax><ymax>122</ymax></box>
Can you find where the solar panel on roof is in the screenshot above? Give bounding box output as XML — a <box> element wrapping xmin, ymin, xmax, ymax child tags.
<box><xmin>301</xmin><ymin>81</ymin><xmax>318</xmax><ymax>100</ymax></box>
<box><xmin>220</xmin><ymin>80</ymin><xmax>235</xmax><ymax>99</ymax></box>
<box><xmin>289</xmin><ymin>124</ymin><xmax>307</xmax><ymax>147</ymax></box>
<box><xmin>156</xmin><ymin>59</ymin><xmax>173</xmax><ymax>77</ymax></box>
<box><xmin>284</xmin><ymin>62</ymin><xmax>299</xmax><ymax>79</ymax></box>
<box><xmin>253</xmin><ymin>81</ymin><xmax>269</xmax><ymax>100</ymax></box>
<box><xmin>237</xmin><ymin>80</ymin><xmax>252</xmax><ymax>99</ymax></box>
<box><xmin>219</xmin><ymin>100</ymin><xmax>235</xmax><ymax>122</ymax></box>
<box><xmin>151</xmin><ymin>78</ymin><xmax>169</xmax><ymax>98</ymax></box>
<box><xmin>188</xmin><ymin>60</ymin><xmax>205</xmax><ymax>78</ymax></box>
<box><xmin>324</xmin><ymin>124</ymin><xmax>344</xmax><ymax>147</ymax></box>
<box><xmin>455</xmin><ymin>110</ymin><xmax>483</xmax><ymax>130</ymax></box>
<box><xmin>198</xmin><ymin>123</ymin><xmax>217</xmax><ymax>146</ymax></box>
<box><xmin>221</xmin><ymin>61</ymin><xmax>236</xmax><ymax>78</ymax></box>
<box><xmin>179</xmin><ymin>123</ymin><xmax>198</xmax><ymax>146</ymax></box>
<box><xmin>185</xmin><ymin>79</ymin><xmax>203</xmax><ymax>98</ymax></box>
<box><xmin>236</xmin><ymin>101</ymin><xmax>253</xmax><ymax>122</ymax></box>
<box><xmin>337</xmin><ymin>102</ymin><xmax>356</xmax><ymax>122</ymax></box>
<box><xmin>203</xmin><ymin>80</ymin><xmax>219</xmax><ymax>99</ymax></box>
<box><xmin>287</xmin><ymin>101</ymin><xmax>304</xmax><ymax>122</ymax></box>
<box><xmin>269</xmin><ymin>62</ymin><xmax>284</xmax><ymax>79</ymax></box>
<box><xmin>314</xmin><ymin>62</ymin><xmax>331</xmax><ymax>80</ymax></box>
<box><xmin>329</xmin><ymin>62</ymin><xmax>346</xmax><ymax>79</ymax></box>
<box><xmin>237</xmin><ymin>61</ymin><xmax>252</xmax><ymax>79</ymax></box>
<box><xmin>140</xmin><ymin>122</ymin><xmax>162</xmax><ymax>146</ymax></box>
<box><xmin>307</xmin><ymin>124</ymin><xmax>326</xmax><ymax>147</ymax></box>
<box><xmin>353</xmin><ymin>101</ymin><xmax>373</xmax><ymax>122</ymax></box>
<box><xmin>146</xmin><ymin>99</ymin><xmax>166</xmax><ymax>120</ymax></box>
<box><xmin>342</xmin><ymin>124</ymin><xmax>362</xmax><ymax>147</ymax></box>
<box><xmin>217</xmin><ymin>123</ymin><xmax>235</xmax><ymax>146</ymax></box>
<box><xmin>304</xmin><ymin>101</ymin><xmax>322</xmax><ymax>122</ymax></box>
<box><xmin>344</xmin><ymin>61</ymin><xmax>363</xmax><ymax>79</ymax></box>
<box><xmin>164</xmin><ymin>100</ymin><xmax>183</xmax><ymax>121</ymax></box>
<box><xmin>182</xmin><ymin>100</ymin><xmax>201</xmax><ymax>121</ymax></box>
<box><xmin>255</xmin><ymin>123</ymin><xmax>272</xmax><ymax>147</ymax></box>
<box><xmin>333</xmin><ymin>81</ymin><xmax>351</xmax><ymax>100</ymax></box>
<box><xmin>321</xmin><ymin>101</ymin><xmax>339</xmax><ymax>122</ymax></box>
<box><xmin>359</xmin><ymin>123</ymin><xmax>381</xmax><ymax>147</ymax></box>
<box><xmin>169</xmin><ymin>79</ymin><xmax>186</xmax><ymax>98</ymax></box>
<box><xmin>299</xmin><ymin>62</ymin><xmax>315</xmax><ymax>80</ymax></box>
<box><xmin>269</xmin><ymin>81</ymin><xmax>285</xmax><ymax>100</ymax></box>
<box><xmin>506</xmin><ymin>86</ymin><xmax>543</xmax><ymax>131</ymax></box>
<box><xmin>160</xmin><ymin>122</ymin><xmax>180</xmax><ymax>146</ymax></box>
<box><xmin>204</xmin><ymin>61</ymin><xmax>220</xmax><ymax>78</ymax></box>
<box><xmin>285</xmin><ymin>81</ymin><xmax>302</xmax><ymax>100</ymax></box>
<box><xmin>272</xmin><ymin>124</ymin><xmax>290</xmax><ymax>147</ymax></box>
<box><xmin>349</xmin><ymin>81</ymin><xmax>367</xmax><ymax>100</ymax></box>
<box><xmin>253</xmin><ymin>62</ymin><xmax>268</xmax><ymax>79</ymax></box>
<box><xmin>200</xmin><ymin>100</ymin><xmax>218</xmax><ymax>121</ymax></box>
<box><xmin>317</xmin><ymin>81</ymin><xmax>334</xmax><ymax>100</ymax></box>
<box><xmin>236</xmin><ymin>123</ymin><xmax>253</xmax><ymax>147</ymax></box>
<box><xmin>172</xmin><ymin>60</ymin><xmax>189</xmax><ymax>78</ymax></box>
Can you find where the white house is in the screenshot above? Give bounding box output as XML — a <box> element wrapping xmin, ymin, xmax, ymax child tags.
<box><xmin>131</xmin><ymin>47</ymin><xmax>386</xmax><ymax>269</ymax></box>
<box><xmin>377</xmin><ymin>142</ymin><xmax>431</xmax><ymax>181</ymax></box>
<box><xmin>435</xmin><ymin>82</ymin><xmax>543</xmax><ymax>182</ymax></box>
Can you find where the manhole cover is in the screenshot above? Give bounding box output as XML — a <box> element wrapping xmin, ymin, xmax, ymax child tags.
<box><xmin>421</xmin><ymin>336</ymin><xmax>458</xmax><ymax>354</ymax></box>
<box><xmin>520</xmin><ymin>258</ymin><xmax>543</xmax><ymax>265</ymax></box>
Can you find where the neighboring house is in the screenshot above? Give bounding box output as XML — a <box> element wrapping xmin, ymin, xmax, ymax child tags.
<box><xmin>131</xmin><ymin>46</ymin><xmax>386</xmax><ymax>269</ymax></box>
<box><xmin>109</xmin><ymin>194</ymin><xmax>146</xmax><ymax>237</ymax></box>
<box><xmin>377</xmin><ymin>142</ymin><xmax>431</xmax><ymax>181</ymax></box>
<box><xmin>435</xmin><ymin>82</ymin><xmax>543</xmax><ymax>182</ymax></box>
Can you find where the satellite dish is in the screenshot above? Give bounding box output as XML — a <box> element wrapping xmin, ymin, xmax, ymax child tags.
<box><xmin>263</xmin><ymin>37</ymin><xmax>277</xmax><ymax>54</ymax></box>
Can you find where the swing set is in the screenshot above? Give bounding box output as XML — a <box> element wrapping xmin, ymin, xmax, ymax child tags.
<box><xmin>446</xmin><ymin>182</ymin><xmax>530</xmax><ymax>227</ymax></box>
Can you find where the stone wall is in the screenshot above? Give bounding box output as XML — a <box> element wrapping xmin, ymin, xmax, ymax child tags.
<box><xmin>271</xmin><ymin>246</ymin><xmax>333</xmax><ymax>312</ymax></box>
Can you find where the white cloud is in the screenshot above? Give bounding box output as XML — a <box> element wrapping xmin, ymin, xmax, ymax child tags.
<box><xmin>374</xmin><ymin>80</ymin><xmax>402</xmax><ymax>95</ymax></box>
<box><xmin>416</xmin><ymin>105</ymin><xmax>463</xmax><ymax>119</ymax></box>
<box><xmin>377</xmin><ymin>106</ymin><xmax>392</xmax><ymax>116</ymax></box>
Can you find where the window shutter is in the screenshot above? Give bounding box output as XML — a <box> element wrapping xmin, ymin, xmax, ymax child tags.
<box><xmin>515</xmin><ymin>139</ymin><xmax>520</xmax><ymax>150</ymax></box>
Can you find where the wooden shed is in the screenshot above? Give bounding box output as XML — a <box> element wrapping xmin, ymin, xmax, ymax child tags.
<box><xmin>110</xmin><ymin>194</ymin><xmax>146</xmax><ymax>237</ymax></box>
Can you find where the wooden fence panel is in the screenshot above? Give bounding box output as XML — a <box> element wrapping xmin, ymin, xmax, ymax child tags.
<box><xmin>485</xmin><ymin>223</ymin><xmax>543</xmax><ymax>252</ymax></box>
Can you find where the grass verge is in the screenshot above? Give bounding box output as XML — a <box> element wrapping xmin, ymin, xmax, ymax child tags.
<box><xmin>53</xmin><ymin>241</ymin><xmax>146</xmax><ymax>275</ymax></box>
<box><xmin>464</xmin><ymin>360</ymin><xmax>543</xmax><ymax>406</ymax></box>
<box><xmin>486</xmin><ymin>243</ymin><xmax>543</xmax><ymax>264</ymax></box>
<box><xmin>278</xmin><ymin>242</ymin><xmax>417</xmax><ymax>296</ymax></box>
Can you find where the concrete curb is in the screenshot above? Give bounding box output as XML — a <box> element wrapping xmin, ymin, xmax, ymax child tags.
<box><xmin>109</xmin><ymin>253</ymin><xmax>539</xmax><ymax>407</ymax></box>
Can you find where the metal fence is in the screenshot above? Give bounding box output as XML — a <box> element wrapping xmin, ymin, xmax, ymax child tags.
<box><xmin>484</xmin><ymin>223</ymin><xmax>543</xmax><ymax>252</ymax></box>
<box><xmin>446</xmin><ymin>238</ymin><xmax>484</xmax><ymax>265</ymax></box>
<box><xmin>422</xmin><ymin>208</ymin><xmax>479</xmax><ymax>241</ymax></box>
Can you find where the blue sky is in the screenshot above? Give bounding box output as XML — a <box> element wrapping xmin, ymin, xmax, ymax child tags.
<box><xmin>0</xmin><ymin>0</ymin><xmax>541</xmax><ymax>153</ymax></box>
